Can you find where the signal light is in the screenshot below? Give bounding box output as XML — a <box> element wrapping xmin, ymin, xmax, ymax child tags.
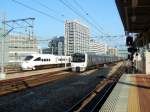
<box><xmin>128</xmin><ymin>54</ymin><xmax>133</xmax><ymax>61</ymax></box>
<box><xmin>126</xmin><ymin>36</ymin><xmax>133</xmax><ymax>46</ymax></box>
<box><xmin>128</xmin><ymin>47</ymin><xmax>133</xmax><ymax>53</ymax></box>
<box><xmin>127</xmin><ymin>47</ymin><xmax>137</xmax><ymax>53</ymax></box>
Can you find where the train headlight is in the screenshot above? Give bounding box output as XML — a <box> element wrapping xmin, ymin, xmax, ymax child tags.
<box><xmin>21</xmin><ymin>62</ymin><xmax>31</xmax><ymax>70</ymax></box>
<box><xmin>21</xmin><ymin>63</ymin><xmax>27</xmax><ymax>69</ymax></box>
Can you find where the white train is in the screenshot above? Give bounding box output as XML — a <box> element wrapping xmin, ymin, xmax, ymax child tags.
<box><xmin>21</xmin><ymin>54</ymin><xmax>71</xmax><ymax>70</ymax></box>
<box><xmin>71</xmin><ymin>53</ymin><xmax>124</xmax><ymax>72</ymax></box>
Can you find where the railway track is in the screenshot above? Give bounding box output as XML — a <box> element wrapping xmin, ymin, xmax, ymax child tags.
<box><xmin>66</xmin><ymin>62</ymin><xmax>125</xmax><ymax>112</ymax></box>
<box><xmin>0</xmin><ymin>62</ymin><xmax>119</xmax><ymax>96</ymax></box>
<box><xmin>0</xmin><ymin>70</ymin><xmax>77</xmax><ymax>96</ymax></box>
<box><xmin>1</xmin><ymin>63</ymin><xmax>107</xmax><ymax>96</ymax></box>
<box><xmin>4</xmin><ymin>64</ymin><xmax>71</xmax><ymax>74</ymax></box>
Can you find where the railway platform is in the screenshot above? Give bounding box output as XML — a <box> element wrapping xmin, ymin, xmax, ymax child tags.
<box><xmin>0</xmin><ymin>67</ymin><xmax>68</xmax><ymax>81</ymax></box>
<box><xmin>99</xmin><ymin>73</ymin><xmax>150</xmax><ymax>112</ymax></box>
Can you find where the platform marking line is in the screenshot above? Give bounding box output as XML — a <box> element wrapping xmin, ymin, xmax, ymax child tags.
<box><xmin>128</xmin><ymin>76</ymin><xmax>140</xmax><ymax>112</ymax></box>
<box><xmin>137</xmin><ymin>76</ymin><xmax>150</xmax><ymax>112</ymax></box>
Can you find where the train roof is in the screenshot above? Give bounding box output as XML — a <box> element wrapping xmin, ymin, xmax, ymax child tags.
<box><xmin>27</xmin><ymin>54</ymin><xmax>54</xmax><ymax>56</ymax></box>
<box><xmin>72</xmin><ymin>52</ymin><xmax>107</xmax><ymax>56</ymax></box>
<box><xmin>72</xmin><ymin>52</ymin><xmax>122</xmax><ymax>57</ymax></box>
<box><xmin>26</xmin><ymin>54</ymin><xmax>70</xmax><ymax>57</ymax></box>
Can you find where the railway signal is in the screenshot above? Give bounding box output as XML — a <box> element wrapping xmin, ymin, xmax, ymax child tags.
<box><xmin>126</xmin><ymin>36</ymin><xmax>133</xmax><ymax>46</ymax></box>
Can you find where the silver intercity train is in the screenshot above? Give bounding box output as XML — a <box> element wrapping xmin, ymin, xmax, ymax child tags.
<box><xmin>21</xmin><ymin>54</ymin><xmax>71</xmax><ymax>70</ymax></box>
<box><xmin>71</xmin><ymin>53</ymin><xmax>123</xmax><ymax>72</ymax></box>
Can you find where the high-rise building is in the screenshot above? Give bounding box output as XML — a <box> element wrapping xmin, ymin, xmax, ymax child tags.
<box><xmin>48</xmin><ymin>36</ymin><xmax>64</xmax><ymax>55</ymax></box>
<box><xmin>65</xmin><ymin>20</ymin><xmax>90</xmax><ymax>55</ymax></box>
<box><xmin>89</xmin><ymin>39</ymin><xmax>108</xmax><ymax>54</ymax></box>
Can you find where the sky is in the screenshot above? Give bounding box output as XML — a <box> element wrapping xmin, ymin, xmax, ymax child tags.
<box><xmin>0</xmin><ymin>0</ymin><xmax>125</xmax><ymax>48</ymax></box>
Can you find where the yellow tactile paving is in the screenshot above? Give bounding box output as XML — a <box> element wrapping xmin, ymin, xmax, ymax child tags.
<box><xmin>128</xmin><ymin>76</ymin><xmax>140</xmax><ymax>112</ymax></box>
<box><xmin>100</xmin><ymin>74</ymin><xmax>150</xmax><ymax>112</ymax></box>
<box><xmin>135</xmin><ymin>75</ymin><xmax>150</xmax><ymax>112</ymax></box>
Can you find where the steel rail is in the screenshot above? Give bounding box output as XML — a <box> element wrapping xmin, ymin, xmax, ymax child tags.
<box><xmin>66</xmin><ymin>64</ymin><xmax>124</xmax><ymax>112</ymax></box>
<box><xmin>0</xmin><ymin>70</ymin><xmax>75</xmax><ymax>96</ymax></box>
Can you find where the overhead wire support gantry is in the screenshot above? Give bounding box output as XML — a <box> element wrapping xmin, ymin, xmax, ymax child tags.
<box><xmin>0</xmin><ymin>17</ymin><xmax>35</xmax><ymax>79</ymax></box>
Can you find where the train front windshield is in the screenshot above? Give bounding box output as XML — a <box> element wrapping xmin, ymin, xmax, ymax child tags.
<box><xmin>24</xmin><ymin>56</ymin><xmax>33</xmax><ymax>61</ymax></box>
<box><xmin>72</xmin><ymin>53</ymin><xmax>85</xmax><ymax>62</ymax></box>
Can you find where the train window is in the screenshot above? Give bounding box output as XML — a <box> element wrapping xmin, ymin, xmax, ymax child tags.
<box><xmin>34</xmin><ymin>57</ymin><xmax>41</xmax><ymax>61</ymax></box>
<box><xmin>24</xmin><ymin>56</ymin><xmax>33</xmax><ymax>61</ymax></box>
<box><xmin>42</xmin><ymin>59</ymin><xmax>44</xmax><ymax>61</ymax></box>
<box><xmin>62</xmin><ymin>58</ymin><xmax>65</xmax><ymax>61</ymax></box>
<box><xmin>59</xmin><ymin>58</ymin><xmax>65</xmax><ymax>61</ymax></box>
<box><xmin>72</xmin><ymin>53</ymin><xmax>85</xmax><ymax>62</ymax></box>
<box><xmin>44</xmin><ymin>59</ymin><xmax>46</xmax><ymax>61</ymax></box>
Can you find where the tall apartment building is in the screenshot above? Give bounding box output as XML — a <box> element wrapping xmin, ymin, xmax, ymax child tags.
<box><xmin>0</xmin><ymin>31</ymin><xmax>38</xmax><ymax>66</ymax></box>
<box><xmin>89</xmin><ymin>39</ymin><xmax>108</xmax><ymax>54</ymax></box>
<box><xmin>65</xmin><ymin>20</ymin><xmax>90</xmax><ymax>55</ymax></box>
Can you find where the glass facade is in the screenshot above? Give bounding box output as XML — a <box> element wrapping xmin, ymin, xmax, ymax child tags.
<box><xmin>48</xmin><ymin>36</ymin><xmax>64</xmax><ymax>55</ymax></box>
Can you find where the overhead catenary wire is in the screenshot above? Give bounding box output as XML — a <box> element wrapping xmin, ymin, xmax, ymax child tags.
<box><xmin>31</xmin><ymin>0</ymin><xmax>112</xmax><ymax>40</ymax></box>
<box><xmin>11</xmin><ymin>0</ymin><xmax>64</xmax><ymax>23</ymax></box>
<box><xmin>67</xmin><ymin>0</ymin><xmax>125</xmax><ymax>40</ymax></box>
<box><xmin>28</xmin><ymin>0</ymin><xmax>110</xmax><ymax>38</ymax></box>
<box><xmin>11</xmin><ymin>0</ymin><xmax>125</xmax><ymax>44</ymax></box>
<box><xmin>73</xmin><ymin>0</ymin><xmax>106</xmax><ymax>33</ymax></box>
<box><xmin>31</xmin><ymin>0</ymin><xmax>66</xmax><ymax>18</ymax></box>
<box><xmin>59</xmin><ymin>0</ymin><xmax>108</xmax><ymax>36</ymax></box>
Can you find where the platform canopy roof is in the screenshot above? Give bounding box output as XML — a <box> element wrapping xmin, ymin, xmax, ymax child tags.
<box><xmin>115</xmin><ymin>0</ymin><xmax>150</xmax><ymax>33</ymax></box>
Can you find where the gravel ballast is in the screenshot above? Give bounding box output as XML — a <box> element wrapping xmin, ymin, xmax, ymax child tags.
<box><xmin>0</xmin><ymin>67</ymin><xmax>112</xmax><ymax>112</ymax></box>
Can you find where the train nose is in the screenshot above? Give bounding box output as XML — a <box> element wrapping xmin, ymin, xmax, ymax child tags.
<box><xmin>21</xmin><ymin>62</ymin><xmax>28</xmax><ymax>70</ymax></box>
